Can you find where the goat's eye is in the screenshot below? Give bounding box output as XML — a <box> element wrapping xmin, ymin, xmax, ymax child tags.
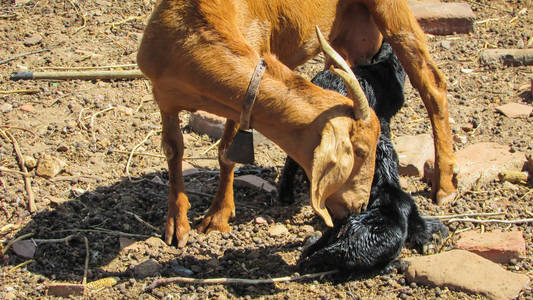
<box><xmin>355</xmin><ymin>144</ymin><xmax>368</xmax><ymax>158</ymax></box>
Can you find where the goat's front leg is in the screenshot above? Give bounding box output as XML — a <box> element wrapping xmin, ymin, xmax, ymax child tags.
<box><xmin>367</xmin><ymin>0</ymin><xmax>457</xmax><ymax>204</ymax></box>
<box><xmin>197</xmin><ymin>119</ymin><xmax>237</xmax><ymax>233</ymax></box>
<box><xmin>160</xmin><ymin>109</ymin><xmax>191</xmax><ymax>247</ymax></box>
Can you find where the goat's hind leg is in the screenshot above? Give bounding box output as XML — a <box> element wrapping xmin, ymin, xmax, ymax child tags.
<box><xmin>159</xmin><ymin>107</ymin><xmax>191</xmax><ymax>247</ymax></box>
<box><xmin>366</xmin><ymin>0</ymin><xmax>457</xmax><ymax>204</ymax></box>
<box><xmin>198</xmin><ymin>119</ymin><xmax>237</xmax><ymax>233</ymax></box>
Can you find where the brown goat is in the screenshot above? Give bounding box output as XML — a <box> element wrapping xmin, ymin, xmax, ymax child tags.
<box><xmin>137</xmin><ymin>0</ymin><xmax>456</xmax><ymax>247</ymax></box>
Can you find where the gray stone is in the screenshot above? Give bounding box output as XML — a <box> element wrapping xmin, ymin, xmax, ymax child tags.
<box><xmin>11</xmin><ymin>240</ymin><xmax>36</xmax><ymax>259</ymax></box>
<box><xmin>234</xmin><ymin>174</ymin><xmax>276</xmax><ymax>193</ymax></box>
<box><xmin>133</xmin><ymin>259</ymin><xmax>162</xmax><ymax>278</ymax></box>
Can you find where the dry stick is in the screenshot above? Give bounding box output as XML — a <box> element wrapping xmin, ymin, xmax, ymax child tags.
<box><xmin>9</xmin><ymin>259</ymin><xmax>34</xmax><ymax>273</ymax></box>
<box><xmin>2</xmin><ymin>130</ymin><xmax>36</xmax><ymax>212</ymax></box>
<box><xmin>0</xmin><ymin>48</ymin><xmax>50</xmax><ymax>65</ymax></box>
<box><xmin>0</xmin><ymin>125</ymin><xmax>38</xmax><ymax>144</ymax></box>
<box><xmin>89</xmin><ymin>106</ymin><xmax>114</xmax><ymax>142</ymax></box>
<box><xmin>447</xmin><ymin>218</ymin><xmax>533</xmax><ymax>224</ymax></box>
<box><xmin>125</xmin><ymin>130</ymin><xmax>160</xmax><ymax>181</ymax></box>
<box><xmin>0</xmin><ymin>166</ymin><xmax>26</xmax><ymax>176</ymax></box>
<box><xmin>56</xmin><ymin>228</ymin><xmax>151</xmax><ymax>238</ymax></box>
<box><xmin>145</xmin><ymin>270</ymin><xmax>339</xmax><ymax>291</ymax></box>
<box><xmin>200</xmin><ymin>139</ymin><xmax>221</xmax><ymax>155</ymax></box>
<box><xmin>123</xmin><ymin>210</ymin><xmax>161</xmax><ymax>233</ymax></box>
<box><xmin>82</xmin><ymin>236</ymin><xmax>89</xmax><ymax>286</ymax></box>
<box><xmin>112</xmin><ymin>149</ymin><xmax>165</xmax><ymax>159</ymax></box>
<box><xmin>0</xmin><ymin>89</ymin><xmax>39</xmax><ymax>95</ymax></box>
<box><xmin>38</xmin><ymin>64</ymin><xmax>137</xmax><ymax>71</ymax></box>
<box><xmin>432</xmin><ymin>212</ymin><xmax>505</xmax><ymax>220</ymax></box>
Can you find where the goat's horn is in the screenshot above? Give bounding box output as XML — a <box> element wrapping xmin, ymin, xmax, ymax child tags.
<box><xmin>315</xmin><ymin>25</ymin><xmax>370</xmax><ymax>121</ymax></box>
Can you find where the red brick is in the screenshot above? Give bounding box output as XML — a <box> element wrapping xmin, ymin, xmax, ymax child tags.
<box><xmin>188</xmin><ymin>111</ymin><xmax>225</xmax><ymax>139</ymax></box>
<box><xmin>393</xmin><ymin>134</ymin><xmax>434</xmax><ymax>177</ymax></box>
<box><xmin>406</xmin><ymin>250</ymin><xmax>530</xmax><ymax>300</ymax></box>
<box><xmin>455</xmin><ymin>230</ymin><xmax>526</xmax><ymax>264</ymax></box>
<box><xmin>410</xmin><ymin>2</ymin><xmax>475</xmax><ymax>35</ymax></box>
<box><xmin>424</xmin><ymin>142</ymin><xmax>526</xmax><ymax>190</ymax></box>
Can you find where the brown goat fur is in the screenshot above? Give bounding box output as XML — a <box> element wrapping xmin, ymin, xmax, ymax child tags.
<box><xmin>137</xmin><ymin>0</ymin><xmax>456</xmax><ymax>247</ymax></box>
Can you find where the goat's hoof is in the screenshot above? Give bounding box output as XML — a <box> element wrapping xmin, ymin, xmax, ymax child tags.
<box><xmin>197</xmin><ymin>213</ymin><xmax>231</xmax><ymax>234</ymax></box>
<box><xmin>164</xmin><ymin>215</ymin><xmax>191</xmax><ymax>248</ymax></box>
<box><xmin>436</xmin><ymin>190</ymin><xmax>456</xmax><ymax>206</ymax></box>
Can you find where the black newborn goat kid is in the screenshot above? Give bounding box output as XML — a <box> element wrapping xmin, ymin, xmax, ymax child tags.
<box><xmin>279</xmin><ymin>42</ymin><xmax>448</xmax><ymax>273</ymax></box>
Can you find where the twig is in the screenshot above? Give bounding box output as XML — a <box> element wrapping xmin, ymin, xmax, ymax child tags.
<box><xmin>446</xmin><ymin>218</ymin><xmax>533</xmax><ymax>224</ymax></box>
<box><xmin>56</xmin><ymin>228</ymin><xmax>152</xmax><ymax>238</ymax></box>
<box><xmin>32</xmin><ymin>235</ymin><xmax>76</xmax><ymax>244</ymax></box>
<box><xmin>78</xmin><ymin>108</ymin><xmax>87</xmax><ymax>130</ymax></box>
<box><xmin>1</xmin><ymin>130</ymin><xmax>35</xmax><ymax>212</ymax></box>
<box><xmin>89</xmin><ymin>106</ymin><xmax>114</xmax><ymax>142</ymax></box>
<box><xmin>0</xmin><ymin>125</ymin><xmax>38</xmax><ymax>143</ymax></box>
<box><xmin>112</xmin><ymin>149</ymin><xmax>165</xmax><ymax>159</ymax></box>
<box><xmin>123</xmin><ymin>210</ymin><xmax>161</xmax><ymax>233</ymax></box>
<box><xmin>0</xmin><ymin>166</ymin><xmax>27</xmax><ymax>176</ymax></box>
<box><xmin>0</xmin><ymin>48</ymin><xmax>50</xmax><ymax>65</ymax></box>
<box><xmin>432</xmin><ymin>212</ymin><xmax>505</xmax><ymax>220</ymax></box>
<box><xmin>125</xmin><ymin>130</ymin><xmax>160</xmax><ymax>181</ymax></box>
<box><xmin>145</xmin><ymin>270</ymin><xmax>338</xmax><ymax>291</ymax></box>
<box><xmin>1</xmin><ymin>232</ymin><xmax>34</xmax><ymax>255</ymax></box>
<box><xmin>38</xmin><ymin>64</ymin><xmax>137</xmax><ymax>71</ymax></box>
<box><xmin>82</xmin><ymin>236</ymin><xmax>89</xmax><ymax>286</ymax></box>
<box><xmin>110</xmin><ymin>15</ymin><xmax>146</xmax><ymax>30</ymax></box>
<box><xmin>0</xmin><ymin>89</ymin><xmax>39</xmax><ymax>95</ymax></box>
<box><xmin>201</xmin><ymin>139</ymin><xmax>220</xmax><ymax>155</ymax></box>
<box><xmin>9</xmin><ymin>259</ymin><xmax>34</xmax><ymax>273</ymax></box>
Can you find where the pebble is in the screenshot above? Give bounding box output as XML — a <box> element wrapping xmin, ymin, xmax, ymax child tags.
<box><xmin>0</xmin><ymin>103</ymin><xmax>14</xmax><ymax>113</ymax></box>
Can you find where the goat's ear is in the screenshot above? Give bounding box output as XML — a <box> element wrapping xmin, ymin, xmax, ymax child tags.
<box><xmin>310</xmin><ymin>119</ymin><xmax>354</xmax><ymax>227</ymax></box>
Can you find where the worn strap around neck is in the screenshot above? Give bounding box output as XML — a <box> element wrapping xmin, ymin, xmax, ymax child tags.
<box><xmin>238</xmin><ymin>58</ymin><xmax>267</xmax><ymax>130</ymax></box>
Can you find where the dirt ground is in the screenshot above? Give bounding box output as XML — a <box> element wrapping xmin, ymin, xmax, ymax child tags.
<box><xmin>1</xmin><ymin>0</ymin><xmax>532</xmax><ymax>299</ymax></box>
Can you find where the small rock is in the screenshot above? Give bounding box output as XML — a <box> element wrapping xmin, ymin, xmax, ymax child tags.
<box><xmin>0</xmin><ymin>103</ymin><xmax>13</xmax><ymax>113</ymax></box>
<box><xmin>57</xmin><ymin>145</ymin><xmax>69</xmax><ymax>152</ymax></box>
<box><xmin>119</xmin><ymin>237</ymin><xmax>135</xmax><ymax>250</ymax></box>
<box><xmin>300</xmin><ymin>225</ymin><xmax>315</xmax><ymax>233</ymax></box>
<box><xmin>405</xmin><ymin>250</ymin><xmax>530</xmax><ymax>300</ymax></box>
<box><xmin>45</xmin><ymin>283</ymin><xmax>84</xmax><ymax>297</ymax></box>
<box><xmin>23</xmin><ymin>155</ymin><xmax>37</xmax><ymax>169</ymax></box>
<box><xmin>455</xmin><ymin>230</ymin><xmax>526</xmax><ymax>264</ymax></box>
<box><xmin>35</xmin><ymin>154</ymin><xmax>66</xmax><ymax>178</ymax></box>
<box><xmin>526</xmin><ymin>151</ymin><xmax>533</xmax><ymax>173</ymax></box>
<box><xmin>393</xmin><ymin>134</ymin><xmax>434</xmax><ymax>177</ymax></box>
<box><xmin>23</xmin><ymin>34</ymin><xmax>43</xmax><ymax>46</ymax></box>
<box><xmin>182</xmin><ymin>161</ymin><xmax>200</xmax><ymax>176</ymax></box>
<box><xmin>19</xmin><ymin>104</ymin><xmax>34</xmax><ymax>113</ymax></box>
<box><xmin>268</xmin><ymin>224</ymin><xmax>289</xmax><ymax>237</ymax></box>
<box><xmin>495</xmin><ymin>103</ymin><xmax>533</xmax><ymax>118</ymax></box>
<box><xmin>11</xmin><ymin>240</ymin><xmax>36</xmax><ymax>259</ymax></box>
<box><xmin>133</xmin><ymin>259</ymin><xmax>162</xmax><ymax>278</ymax></box>
<box><xmin>234</xmin><ymin>175</ymin><xmax>276</xmax><ymax>194</ymax></box>
<box><xmin>255</xmin><ymin>216</ymin><xmax>268</xmax><ymax>225</ymax></box>
<box><xmin>480</xmin><ymin>49</ymin><xmax>533</xmax><ymax>66</ymax></box>
<box><xmin>440</xmin><ymin>40</ymin><xmax>452</xmax><ymax>50</ymax></box>
<box><xmin>461</xmin><ymin>123</ymin><xmax>474</xmax><ymax>132</ymax></box>
<box><xmin>48</xmin><ymin>197</ymin><xmax>68</xmax><ymax>207</ymax></box>
<box><xmin>116</xmin><ymin>105</ymin><xmax>134</xmax><ymax>116</ymax></box>
<box><xmin>171</xmin><ymin>263</ymin><xmax>194</xmax><ymax>276</ymax></box>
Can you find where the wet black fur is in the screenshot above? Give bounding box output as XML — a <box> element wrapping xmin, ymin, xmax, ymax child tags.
<box><xmin>279</xmin><ymin>42</ymin><xmax>448</xmax><ymax>273</ymax></box>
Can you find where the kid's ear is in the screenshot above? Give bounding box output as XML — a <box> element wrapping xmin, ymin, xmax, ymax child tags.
<box><xmin>310</xmin><ymin>119</ymin><xmax>354</xmax><ymax>227</ymax></box>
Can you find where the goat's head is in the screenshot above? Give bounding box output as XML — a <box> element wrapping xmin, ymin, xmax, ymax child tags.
<box><xmin>309</xmin><ymin>26</ymin><xmax>380</xmax><ymax>227</ymax></box>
